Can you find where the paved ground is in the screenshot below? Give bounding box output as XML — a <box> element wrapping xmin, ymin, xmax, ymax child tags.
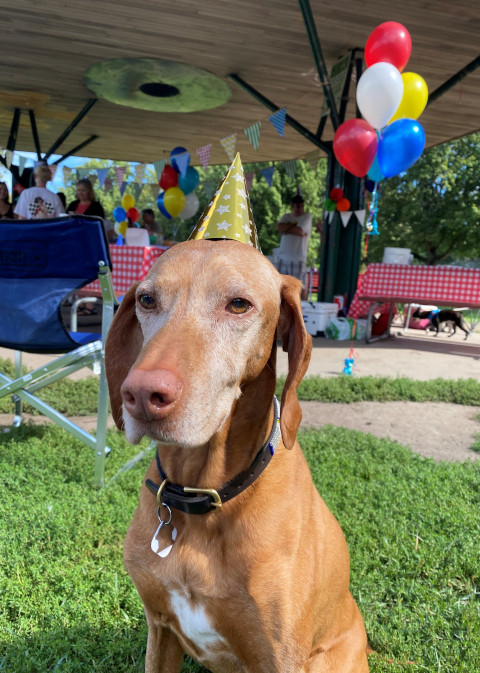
<box><xmin>2</xmin><ymin>327</ymin><xmax>480</xmax><ymax>462</ymax></box>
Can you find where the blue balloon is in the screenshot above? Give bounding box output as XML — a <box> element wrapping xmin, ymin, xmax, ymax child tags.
<box><xmin>113</xmin><ymin>206</ymin><xmax>126</xmax><ymax>223</ymax></box>
<box><xmin>170</xmin><ymin>146</ymin><xmax>189</xmax><ymax>173</ymax></box>
<box><xmin>157</xmin><ymin>192</ymin><xmax>172</xmax><ymax>220</ymax></box>
<box><xmin>378</xmin><ymin>119</ymin><xmax>426</xmax><ymax>178</ymax></box>
<box><xmin>367</xmin><ymin>154</ymin><xmax>385</xmax><ymax>182</ymax></box>
<box><xmin>178</xmin><ymin>166</ymin><xmax>199</xmax><ymax>195</ymax></box>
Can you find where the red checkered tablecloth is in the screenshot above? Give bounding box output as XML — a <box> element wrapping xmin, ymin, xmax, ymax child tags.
<box><xmin>85</xmin><ymin>245</ymin><xmax>168</xmax><ymax>296</ymax></box>
<box><xmin>348</xmin><ymin>263</ymin><xmax>480</xmax><ymax>318</ymax></box>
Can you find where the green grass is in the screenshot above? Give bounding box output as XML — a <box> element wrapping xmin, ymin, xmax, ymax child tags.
<box><xmin>1</xmin><ymin>421</ymin><xmax>480</xmax><ymax>672</ymax></box>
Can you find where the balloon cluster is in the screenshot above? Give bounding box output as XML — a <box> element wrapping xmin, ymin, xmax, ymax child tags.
<box><xmin>323</xmin><ymin>188</ymin><xmax>351</xmax><ymax>213</ymax></box>
<box><xmin>113</xmin><ymin>193</ymin><xmax>140</xmax><ymax>237</ymax></box>
<box><xmin>157</xmin><ymin>147</ymin><xmax>200</xmax><ymax>221</ymax></box>
<box><xmin>333</xmin><ymin>22</ymin><xmax>427</xmax><ymax>180</ymax></box>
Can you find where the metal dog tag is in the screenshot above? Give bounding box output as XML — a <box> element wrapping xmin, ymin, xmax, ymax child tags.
<box><xmin>151</xmin><ymin>517</ymin><xmax>177</xmax><ymax>558</ymax></box>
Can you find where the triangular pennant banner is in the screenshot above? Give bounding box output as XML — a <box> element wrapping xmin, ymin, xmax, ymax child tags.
<box><xmin>244</xmin><ymin>122</ymin><xmax>261</xmax><ymax>151</ymax></box>
<box><xmin>149</xmin><ymin>183</ymin><xmax>159</xmax><ymax>199</ymax></box>
<box><xmin>120</xmin><ymin>181</ymin><xmax>127</xmax><ymax>197</ymax></box>
<box><xmin>327</xmin><ymin>210</ymin><xmax>335</xmax><ymax>223</ymax></box>
<box><xmin>114</xmin><ymin>166</ymin><xmax>127</xmax><ymax>190</ymax></box>
<box><xmin>220</xmin><ymin>134</ymin><xmax>237</xmax><ymax>162</ymax></box>
<box><xmin>340</xmin><ymin>211</ymin><xmax>352</xmax><ymax>228</ymax></box>
<box><xmin>202</xmin><ymin>180</ymin><xmax>217</xmax><ymax>200</ymax></box>
<box><xmin>268</xmin><ymin>107</ymin><xmax>287</xmax><ymax>138</ymax></box>
<box><xmin>18</xmin><ymin>155</ymin><xmax>27</xmax><ymax>177</ymax></box>
<box><xmin>284</xmin><ymin>159</ymin><xmax>297</xmax><ymax>181</ymax></box>
<box><xmin>77</xmin><ymin>168</ymin><xmax>88</xmax><ymax>180</ymax></box>
<box><xmin>5</xmin><ymin>150</ymin><xmax>13</xmax><ymax>169</ymax></box>
<box><xmin>135</xmin><ymin>163</ymin><xmax>146</xmax><ymax>184</ymax></box>
<box><xmin>304</xmin><ymin>150</ymin><xmax>321</xmax><ymax>170</ymax></box>
<box><xmin>355</xmin><ymin>209</ymin><xmax>366</xmax><ymax>224</ymax></box>
<box><xmin>245</xmin><ymin>171</ymin><xmax>255</xmax><ymax>192</ymax></box>
<box><xmin>89</xmin><ymin>172</ymin><xmax>98</xmax><ymax>185</ymax></box>
<box><xmin>260</xmin><ymin>166</ymin><xmax>275</xmax><ymax>187</ymax></box>
<box><xmin>63</xmin><ymin>166</ymin><xmax>72</xmax><ymax>182</ymax></box>
<box><xmin>174</xmin><ymin>152</ymin><xmax>190</xmax><ymax>177</ymax></box>
<box><xmin>196</xmin><ymin>144</ymin><xmax>212</xmax><ymax>170</ymax></box>
<box><xmin>104</xmin><ymin>176</ymin><xmax>113</xmax><ymax>193</ymax></box>
<box><xmin>153</xmin><ymin>159</ymin><xmax>167</xmax><ymax>182</ymax></box>
<box><xmin>132</xmin><ymin>182</ymin><xmax>143</xmax><ymax>201</ymax></box>
<box><xmin>97</xmin><ymin>168</ymin><xmax>109</xmax><ymax>189</ymax></box>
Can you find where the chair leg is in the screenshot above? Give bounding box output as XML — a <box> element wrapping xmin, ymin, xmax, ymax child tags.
<box><xmin>93</xmin><ymin>358</ymin><xmax>110</xmax><ymax>488</ymax></box>
<box><xmin>13</xmin><ymin>351</ymin><xmax>23</xmax><ymax>427</ymax></box>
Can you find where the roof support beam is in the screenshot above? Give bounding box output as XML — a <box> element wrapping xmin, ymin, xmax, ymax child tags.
<box><xmin>7</xmin><ymin>108</ymin><xmax>21</xmax><ymax>152</ymax></box>
<box><xmin>427</xmin><ymin>55</ymin><xmax>480</xmax><ymax>106</ymax></box>
<box><xmin>298</xmin><ymin>0</ymin><xmax>340</xmax><ymax>130</ymax></box>
<box><xmin>228</xmin><ymin>74</ymin><xmax>331</xmax><ymax>154</ymax></box>
<box><xmin>52</xmin><ymin>135</ymin><xmax>99</xmax><ymax>165</ymax></box>
<box><xmin>43</xmin><ymin>98</ymin><xmax>98</xmax><ymax>160</ymax></box>
<box><xmin>28</xmin><ymin>110</ymin><xmax>42</xmax><ymax>160</ymax></box>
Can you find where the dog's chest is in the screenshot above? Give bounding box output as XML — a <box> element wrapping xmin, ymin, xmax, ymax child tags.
<box><xmin>169</xmin><ymin>588</ymin><xmax>227</xmax><ymax>653</ymax></box>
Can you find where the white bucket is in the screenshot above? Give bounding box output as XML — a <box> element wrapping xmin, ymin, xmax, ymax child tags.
<box><xmin>382</xmin><ymin>247</ymin><xmax>412</xmax><ymax>265</ymax></box>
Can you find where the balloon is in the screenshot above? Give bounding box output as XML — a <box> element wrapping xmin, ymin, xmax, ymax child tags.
<box><xmin>356</xmin><ymin>62</ymin><xmax>404</xmax><ymax>130</ymax></box>
<box><xmin>333</xmin><ymin>119</ymin><xmax>377</xmax><ymax>177</ymax></box>
<box><xmin>389</xmin><ymin>72</ymin><xmax>428</xmax><ymax>123</ymax></box>
<box><xmin>336</xmin><ymin>198</ymin><xmax>351</xmax><ymax>212</ymax></box>
<box><xmin>329</xmin><ymin>188</ymin><xmax>344</xmax><ymax>203</ymax></box>
<box><xmin>365</xmin><ymin>22</ymin><xmax>412</xmax><ymax>72</ymax></box>
<box><xmin>179</xmin><ymin>192</ymin><xmax>200</xmax><ymax>219</ymax></box>
<box><xmin>365</xmin><ymin>179</ymin><xmax>376</xmax><ymax>193</ymax></box>
<box><xmin>159</xmin><ymin>165</ymin><xmax>178</xmax><ymax>190</ymax></box>
<box><xmin>114</xmin><ymin>221</ymin><xmax>128</xmax><ymax>236</ymax></box>
<box><xmin>163</xmin><ymin>186</ymin><xmax>185</xmax><ymax>218</ymax></box>
<box><xmin>178</xmin><ymin>166</ymin><xmax>200</xmax><ymax>194</ymax></box>
<box><xmin>121</xmin><ymin>193</ymin><xmax>135</xmax><ymax>210</ymax></box>
<box><xmin>367</xmin><ymin>154</ymin><xmax>385</xmax><ymax>182</ymax></box>
<box><xmin>113</xmin><ymin>206</ymin><xmax>126</xmax><ymax>222</ymax></box>
<box><xmin>322</xmin><ymin>198</ymin><xmax>336</xmax><ymax>212</ymax></box>
<box><xmin>126</xmin><ymin>207</ymin><xmax>140</xmax><ymax>223</ymax></box>
<box><xmin>377</xmin><ymin>118</ymin><xmax>426</xmax><ymax>178</ymax></box>
<box><xmin>170</xmin><ymin>146</ymin><xmax>189</xmax><ymax>172</ymax></box>
<box><xmin>157</xmin><ymin>192</ymin><xmax>172</xmax><ymax>220</ymax></box>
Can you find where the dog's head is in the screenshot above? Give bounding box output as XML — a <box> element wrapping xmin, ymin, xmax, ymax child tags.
<box><xmin>105</xmin><ymin>240</ymin><xmax>311</xmax><ymax>451</ymax></box>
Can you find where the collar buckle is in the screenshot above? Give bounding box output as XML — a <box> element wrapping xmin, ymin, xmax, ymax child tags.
<box><xmin>183</xmin><ymin>486</ymin><xmax>222</xmax><ymax>509</ymax></box>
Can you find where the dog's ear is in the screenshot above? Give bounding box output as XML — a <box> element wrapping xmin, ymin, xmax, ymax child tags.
<box><xmin>277</xmin><ymin>276</ymin><xmax>312</xmax><ymax>449</ymax></box>
<box><xmin>105</xmin><ymin>282</ymin><xmax>142</xmax><ymax>430</ymax></box>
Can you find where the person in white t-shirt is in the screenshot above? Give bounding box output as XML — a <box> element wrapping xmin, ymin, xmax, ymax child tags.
<box><xmin>275</xmin><ymin>194</ymin><xmax>312</xmax><ymax>299</ymax></box>
<box><xmin>14</xmin><ymin>164</ymin><xmax>65</xmax><ymax>219</ymax></box>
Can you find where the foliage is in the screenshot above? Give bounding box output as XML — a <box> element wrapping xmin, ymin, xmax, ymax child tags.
<box><xmin>367</xmin><ymin>132</ymin><xmax>480</xmax><ymax>265</ymax></box>
<box><xmin>1</xmin><ymin>422</ymin><xmax>480</xmax><ymax>672</ymax></box>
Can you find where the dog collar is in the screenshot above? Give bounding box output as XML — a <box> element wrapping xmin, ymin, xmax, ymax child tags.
<box><xmin>145</xmin><ymin>396</ymin><xmax>281</xmax><ymax>515</ymax></box>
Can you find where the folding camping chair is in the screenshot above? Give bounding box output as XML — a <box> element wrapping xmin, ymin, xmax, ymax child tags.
<box><xmin>0</xmin><ymin>215</ymin><xmax>117</xmax><ymax>487</ymax></box>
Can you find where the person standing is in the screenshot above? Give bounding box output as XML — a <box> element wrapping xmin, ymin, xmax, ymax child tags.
<box><xmin>0</xmin><ymin>182</ymin><xmax>14</xmax><ymax>219</ymax></box>
<box><xmin>14</xmin><ymin>164</ymin><xmax>65</xmax><ymax>219</ymax></box>
<box><xmin>67</xmin><ymin>178</ymin><xmax>106</xmax><ymax>218</ymax></box>
<box><xmin>275</xmin><ymin>194</ymin><xmax>312</xmax><ymax>300</ymax></box>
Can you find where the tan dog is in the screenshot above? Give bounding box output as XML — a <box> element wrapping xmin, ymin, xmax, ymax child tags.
<box><xmin>105</xmin><ymin>240</ymin><xmax>369</xmax><ymax>673</ymax></box>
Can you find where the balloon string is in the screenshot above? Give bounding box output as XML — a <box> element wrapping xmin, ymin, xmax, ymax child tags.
<box><xmin>365</xmin><ymin>181</ymin><xmax>381</xmax><ymax>235</ymax></box>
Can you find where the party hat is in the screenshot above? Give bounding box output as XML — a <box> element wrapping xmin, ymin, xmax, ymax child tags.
<box><xmin>188</xmin><ymin>153</ymin><xmax>261</xmax><ymax>251</ymax></box>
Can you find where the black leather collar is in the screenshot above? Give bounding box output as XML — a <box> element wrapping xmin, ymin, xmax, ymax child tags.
<box><xmin>145</xmin><ymin>396</ymin><xmax>281</xmax><ymax>515</ymax></box>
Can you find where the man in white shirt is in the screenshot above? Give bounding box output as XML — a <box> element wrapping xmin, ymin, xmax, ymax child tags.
<box><xmin>14</xmin><ymin>164</ymin><xmax>65</xmax><ymax>219</ymax></box>
<box><xmin>275</xmin><ymin>195</ymin><xmax>312</xmax><ymax>299</ymax></box>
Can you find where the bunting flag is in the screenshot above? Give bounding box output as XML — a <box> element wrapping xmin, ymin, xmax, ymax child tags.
<box><xmin>260</xmin><ymin>166</ymin><xmax>275</xmax><ymax>187</ymax></box>
<box><xmin>153</xmin><ymin>159</ymin><xmax>167</xmax><ymax>182</ymax></box>
<box><xmin>63</xmin><ymin>166</ymin><xmax>72</xmax><ymax>182</ymax></box>
<box><xmin>18</xmin><ymin>155</ymin><xmax>27</xmax><ymax>176</ymax></box>
<box><xmin>244</xmin><ymin>122</ymin><xmax>261</xmax><ymax>151</ymax></box>
<box><xmin>104</xmin><ymin>176</ymin><xmax>113</xmax><ymax>193</ymax></box>
<box><xmin>327</xmin><ymin>211</ymin><xmax>335</xmax><ymax>223</ymax></box>
<box><xmin>196</xmin><ymin>144</ymin><xmax>212</xmax><ymax>169</ymax></box>
<box><xmin>114</xmin><ymin>166</ymin><xmax>127</xmax><ymax>190</ymax></box>
<box><xmin>76</xmin><ymin>168</ymin><xmax>88</xmax><ymax>180</ymax></box>
<box><xmin>268</xmin><ymin>107</ymin><xmax>287</xmax><ymax>138</ymax></box>
<box><xmin>245</xmin><ymin>171</ymin><xmax>255</xmax><ymax>192</ymax></box>
<box><xmin>132</xmin><ymin>182</ymin><xmax>143</xmax><ymax>201</ymax></box>
<box><xmin>89</xmin><ymin>172</ymin><xmax>98</xmax><ymax>185</ymax></box>
<box><xmin>304</xmin><ymin>149</ymin><xmax>321</xmax><ymax>170</ymax></box>
<box><xmin>97</xmin><ymin>167</ymin><xmax>109</xmax><ymax>189</ymax></box>
<box><xmin>284</xmin><ymin>159</ymin><xmax>297</xmax><ymax>181</ymax></box>
<box><xmin>135</xmin><ymin>163</ymin><xmax>146</xmax><ymax>184</ymax></box>
<box><xmin>340</xmin><ymin>211</ymin><xmax>352</xmax><ymax>228</ymax></box>
<box><xmin>355</xmin><ymin>209</ymin><xmax>366</xmax><ymax>224</ymax></box>
<box><xmin>174</xmin><ymin>151</ymin><xmax>190</xmax><ymax>177</ymax></box>
<box><xmin>120</xmin><ymin>181</ymin><xmax>127</xmax><ymax>197</ymax></box>
<box><xmin>220</xmin><ymin>134</ymin><xmax>237</xmax><ymax>162</ymax></box>
<box><xmin>149</xmin><ymin>183</ymin><xmax>159</xmax><ymax>199</ymax></box>
<box><xmin>202</xmin><ymin>180</ymin><xmax>217</xmax><ymax>200</ymax></box>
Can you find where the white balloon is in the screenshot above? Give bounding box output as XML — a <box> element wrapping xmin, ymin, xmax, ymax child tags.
<box><xmin>179</xmin><ymin>192</ymin><xmax>200</xmax><ymax>219</ymax></box>
<box><xmin>356</xmin><ymin>62</ymin><xmax>404</xmax><ymax>130</ymax></box>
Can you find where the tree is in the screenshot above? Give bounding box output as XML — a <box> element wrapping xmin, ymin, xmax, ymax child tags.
<box><xmin>367</xmin><ymin>133</ymin><xmax>480</xmax><ymax>265</ymax></box>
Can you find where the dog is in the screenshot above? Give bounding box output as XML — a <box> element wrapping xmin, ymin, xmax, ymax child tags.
<box><xmin>105</xmin><ymin>239</ymin><xmax>369</xmax><ymax>673</ymax></box>
<box><xmin>412</xmin><ymin>307</ymin><xmax>470</xmax><ymax>340</ymax></box>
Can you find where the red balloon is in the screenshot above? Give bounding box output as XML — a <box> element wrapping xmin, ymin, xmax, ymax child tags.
<box><xmin>159</xmin><ymin>165</ymin><xmax>178</xmax><ymax>190</ymax></box>
<box><xmin>365</xmin><ymin>22</ymin><xmax>412</xmax><ymax>72</ymax></box>
<box><xmin>333</xmin><ymin>119</ymin><xmax>377</xmax><ymax>178</ymax></box>
<box><xmin>329</xmin><ymin>188</ymin><xmax>344</xmax><ymax>203</ymax></box>
<box><xmin>126</xmin><ymin>207</ymin><xmax>140</xmax><ymax>223</ymax></box>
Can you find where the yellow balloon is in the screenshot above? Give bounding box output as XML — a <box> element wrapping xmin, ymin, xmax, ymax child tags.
<box><xmin>118</xmin><ymin>221</ymin><xmax>128</xmax><ymax>236</ymax></box>
<box><xmin>389</xmin><ymin>72</ymin><xmax>428</xmax><ymax>123</ymax></box>
<box><xmin>163</xmin><ymin>186</ymin><xmax>186</xmax><ymax>218</ymax></box>
<box><xmin>121</xmin><ymin>193</ymin><xmax>135</xmax><ymax>210</ymax></box>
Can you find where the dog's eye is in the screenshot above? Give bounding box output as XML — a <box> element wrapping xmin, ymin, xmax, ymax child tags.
<box><xmin>227</xmin><ymin>298</ymin><xmax>251</xmax><ymax>315</ymax></box>
<box><xmin>139</xmin><ymin>293</ymin><xmax>156</xmax><ymax>309</ymax></box>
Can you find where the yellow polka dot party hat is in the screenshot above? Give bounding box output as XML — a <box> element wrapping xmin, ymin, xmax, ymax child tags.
<box><xmin>188</xmin><ymin>153</ymin><xmax>261</xmax><ymax>251</ymax></box>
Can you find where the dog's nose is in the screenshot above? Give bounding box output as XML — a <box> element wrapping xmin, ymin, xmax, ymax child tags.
<box><xmin>121</xmin><ymin>368</ymin><xmax>183</xmax><ymax>421</ymax></box>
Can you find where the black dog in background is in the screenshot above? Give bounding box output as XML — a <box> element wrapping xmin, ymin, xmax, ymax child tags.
<box><xmin>412</xmin><ymin>307</ymin><xmax>470</xmax><ymax>340</ymax></box>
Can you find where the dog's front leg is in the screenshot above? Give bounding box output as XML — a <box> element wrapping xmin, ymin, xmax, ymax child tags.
<box><xmin>144</xmin><ymin>613</ymin><xmax>184</xmax><ymax>673</ymax></box>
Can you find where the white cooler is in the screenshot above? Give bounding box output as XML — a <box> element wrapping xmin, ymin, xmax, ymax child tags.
<box><xmin>382</xmin><ymin>247</ymin><xmax>413</xmax><ymax>265</ymax></box>
<box><xmin>301</xmin><ymin>302</ymin><xmax>338</xmax><ymax>336</ymax></box>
